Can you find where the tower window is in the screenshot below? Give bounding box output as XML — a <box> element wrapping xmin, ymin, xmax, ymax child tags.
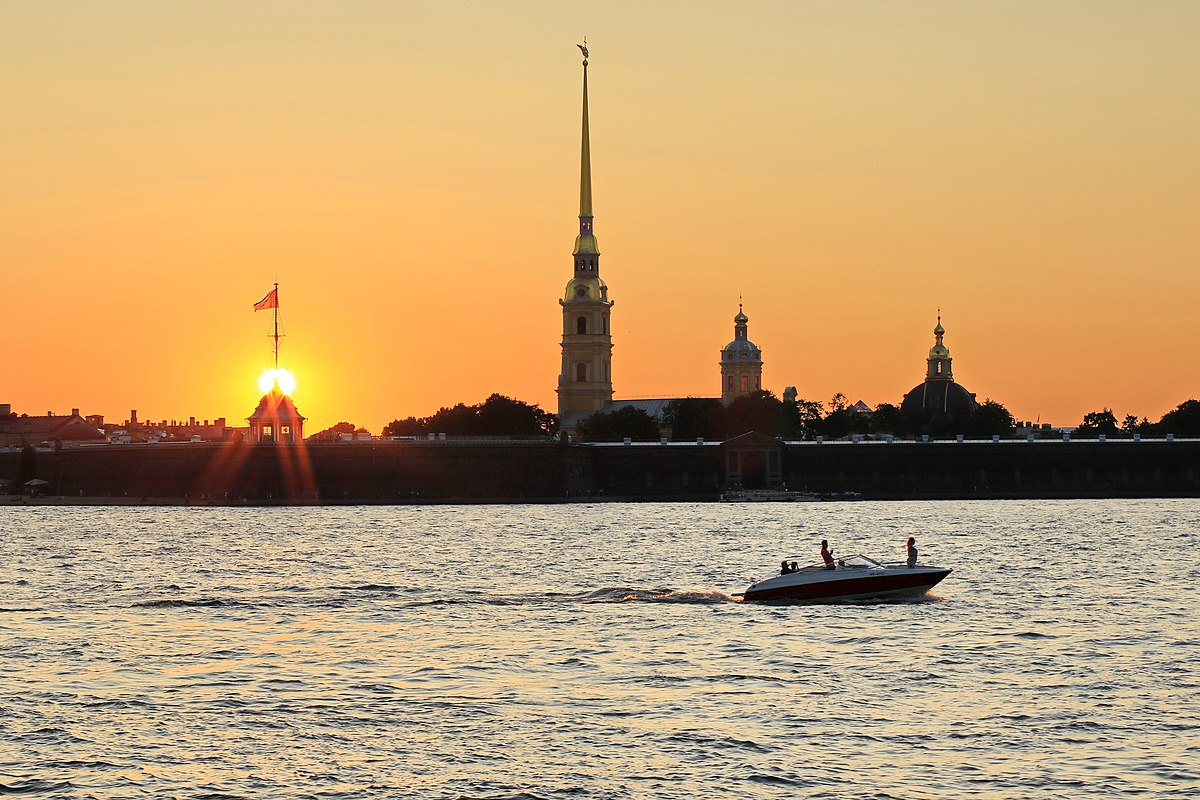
<box><xmin>937</xmin><ymin>363</ymin><xmax>943</xmax><ymax>375</ymax></box>
<box><xmin>576</xmin><ymin>363</ymin><xmax>587</xmax><ymax>382</ymax></box>
<box><xmin>741</xmin><ymin>375</ymin><xmax>749</xmax><ymax>392</ymax></box>
<box><xmin>727</xmin><ymin>376</ymin><xmax>734</xmax><ymax>391</ymax></box>
<box><xmin>577</xmin><ymin>316</ymin><xmax>587</xmax><ymax>335</ymax></box>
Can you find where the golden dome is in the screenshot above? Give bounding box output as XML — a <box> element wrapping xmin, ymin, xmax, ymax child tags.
<box><xmin>563</xmin><ymin>276</ymin><xmax>608</xmax><ymax>302</ymax></box>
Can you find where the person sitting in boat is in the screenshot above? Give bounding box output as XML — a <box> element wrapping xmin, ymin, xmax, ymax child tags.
<box><xmin>820</xmin><ymin>540</ymin><xmax>835</xmax><ymax>570</ymax></box>
<box><xmin>780</xmin><ymin>560</ymin><xmax>792</xmax><ymax>575</ymax></box>
<box><xmin>906</xmin><ymin>537</ymin><xmax>918</xmax><ymax>568</ymax></box>
<box><xmin>789</xmin><ymin>561</ymin><xmax>799</xmax><ymax>573</ymax></box>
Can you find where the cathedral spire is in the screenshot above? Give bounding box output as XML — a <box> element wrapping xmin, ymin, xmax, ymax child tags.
<box><xmin>558</xmin><ymin>41</ymin><xmax>613</xmax><ymax>426</ymax></box>
<box><xmin>926</xmin><ymin>311</ymin><xmax>953</xmax><ymax>381</ymax></box>
<box><xmin>573</xmin><ymin>40</ymin><xmax>599</xmax><ymax>260</ymax></box>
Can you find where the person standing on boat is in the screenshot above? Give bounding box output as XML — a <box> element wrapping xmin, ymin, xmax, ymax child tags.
<box><xmin>906</xmin><ymin>537</ymin><xmax>918</xmax><ymax>568</ymax></box>
<box><xmin>820</xmin><ymin>540</ymin><xmax>835</xmax><ymax>570</ymax></box>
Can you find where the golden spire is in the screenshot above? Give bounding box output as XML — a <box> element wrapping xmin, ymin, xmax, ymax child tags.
<box><xmin>579</xmin><ymin>39</ymin><xmax>591</xmax><ymax>218</ymax></box>
<box><xmin>573</xmin><ymin>39</ymin><xmax>599</xmax><ymax>257</ymax></box>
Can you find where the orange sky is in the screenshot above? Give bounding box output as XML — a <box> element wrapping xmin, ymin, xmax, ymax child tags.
<box><xmin>3</xmin><ymin>2</ymin><xmax>1198</xmax><ymax>433</ymax></box>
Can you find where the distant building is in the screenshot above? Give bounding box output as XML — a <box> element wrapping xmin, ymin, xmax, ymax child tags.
<box><xmin>720</xmin><ymin>304</ymin><xmax>763</xmax><ymax>404</ymax></box>
<box><xmin>247</xmin><ymin>389</ymin><xmax>306</xmax><ymax>444</ymax></box>
<box><xmin>95</xmin><ymin>409</ymin><xmax>231</xmax><ymax>443</ymax></box>
<box><xmin>0</xmin><ymin>404</ymin><xmax>106</xmax><ymax>447</ymax></box>
<box><xmin>557</xmin><ymin>49</ymin><xmax>614</xmax><ymax>429</ymax></box>
<box><xmin>900</xmin><ymin>315</ymin><xmax>977</xmax><ymax>414</ymax></box>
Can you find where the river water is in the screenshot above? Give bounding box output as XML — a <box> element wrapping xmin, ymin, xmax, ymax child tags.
<box><xmin>2</xmin><ymin>500</ymin><xmax>1198</xmax><ymax>799</ymax></box>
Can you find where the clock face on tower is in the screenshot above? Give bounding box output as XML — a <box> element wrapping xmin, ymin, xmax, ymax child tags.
<box><xmin>575</xmin><ymin>286</ymin><xmax>587</xmax><ymax>298</ymax></box>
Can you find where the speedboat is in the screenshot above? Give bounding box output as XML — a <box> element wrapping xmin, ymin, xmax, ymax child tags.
<box><xmin>742</xmin><ymin>554</ymin><xmax>951</xmax><ymax>603</ymax></box>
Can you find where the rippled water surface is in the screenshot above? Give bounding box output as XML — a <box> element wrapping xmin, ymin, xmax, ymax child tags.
<box><xmin>3</xmin><ymin>500</ymin><xmax>1199</xmax><ymax>799</ymax></box>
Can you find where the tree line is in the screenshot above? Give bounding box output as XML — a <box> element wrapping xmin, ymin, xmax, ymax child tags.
<box><xmin>382</xmin><ymin>394</ymin><xmax>558</xmax><ymax>438</ymax></box>
<box><xmin>577</xmin><ymin>393</ymin><xmax>1200</xmax><ymax>442</ymax></box>
<box><xmin>376</xmin><ymin>392</ymin><xmax>1200</xmax><ymax>442</ymax></box>
<box><xmin>577</xmin><ymin>391</ymin><xmax>1015</xmax><ymax>442</ymax></box>
<box><xmin>1072</xmin><ymin>400</ymin><xmax>1200</xmax><ymax>438</ymax></box>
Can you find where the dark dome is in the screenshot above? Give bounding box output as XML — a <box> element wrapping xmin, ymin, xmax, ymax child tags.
<box><xmin>900</xmin><ymin>381</ymin><xmax>977</xmax><ymax>414</ymax></box>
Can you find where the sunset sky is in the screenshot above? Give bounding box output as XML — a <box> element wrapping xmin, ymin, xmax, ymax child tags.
<box><xmin>3</xmin><ymin>2</ymin><xmax>1198</xmax><ymax>433</ymax></box>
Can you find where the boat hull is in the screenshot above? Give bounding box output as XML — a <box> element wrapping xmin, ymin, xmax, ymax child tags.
<box><xmin>743</xmin><ymin>567</ymin><xmax>951</xmax><ymax>603</ymax></box>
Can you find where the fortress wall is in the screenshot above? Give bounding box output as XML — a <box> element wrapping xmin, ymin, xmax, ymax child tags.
<box><xmin>781</xmin><ymin>440</ymin><xmax>1200</xmax><ymax>499</ymax></box>
<box><xmin>1</xmin><ymin>438</ymin><xmax>1197</xmax><ymax>502</ymax></box>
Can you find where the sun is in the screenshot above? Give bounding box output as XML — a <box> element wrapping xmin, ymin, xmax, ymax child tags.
<box><xmin>258</xmin><ymin>368</ymin><xmax>297</xmax><ymax>396</ymax></box>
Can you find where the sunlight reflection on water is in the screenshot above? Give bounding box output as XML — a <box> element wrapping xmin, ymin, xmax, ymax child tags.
<box><xmin>3</xmin><ymin>499</ymin><xmax>1199</xmax><ymax>799</ymax></box>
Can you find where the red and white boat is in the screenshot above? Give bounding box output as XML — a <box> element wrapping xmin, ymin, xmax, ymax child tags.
<box><xmin>742</xmin><ymin>554</ymin><xmax>951</xmax><ymax>603</ymax></box>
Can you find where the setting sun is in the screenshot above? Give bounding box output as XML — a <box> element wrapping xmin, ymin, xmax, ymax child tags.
<box><xmin>258</xmin><ymin>368</ymin><xmax>296</xmax><ymax>396</ymax></box>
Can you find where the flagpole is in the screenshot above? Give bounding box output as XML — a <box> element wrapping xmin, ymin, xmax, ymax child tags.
<box><xmin>272</xmin><ymin>282</ymin><xmax>280</xmax><ymax>373</ymax></box>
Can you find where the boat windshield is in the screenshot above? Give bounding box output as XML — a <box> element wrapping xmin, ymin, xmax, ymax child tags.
<box><xmin>760</xmin><ymin>553</ymin><xmax>885</xmax><ymax>582</ymax></box>
<box><xmin>838</xmin><ymin>554</ymin><xmax>884</xmax><ymax>569</ymax></box>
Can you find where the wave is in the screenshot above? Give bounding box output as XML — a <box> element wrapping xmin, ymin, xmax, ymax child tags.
<box><xmin>130</xmin><ymin>598</ymin><xmax>242</xmax><ymax>609</ymax></box>
<box><xmin>0</xmin><ymin>779</ymin><xmax>76</xmax><ymax>795</ymax></box>
<box><xmin>329</xmin><ymin>583</ymin><xmax>398</xmax><ymax>592</ymax></box>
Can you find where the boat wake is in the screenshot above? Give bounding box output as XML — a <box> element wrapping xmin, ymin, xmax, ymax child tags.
<box><xmin>124</xmin><ymin>586</ymin><xmax>740</xmax><ymax>610</ymax></box>
<box><xmin>580</xmin><ymin>587</ymin><xmax>736</xmax><ymax>604</ymax></box>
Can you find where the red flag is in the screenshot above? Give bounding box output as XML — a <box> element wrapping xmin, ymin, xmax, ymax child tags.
<box><xmin>253</xmin><ymin>288</ymin><xmax>278</xmax><ymax>311</ymax></box>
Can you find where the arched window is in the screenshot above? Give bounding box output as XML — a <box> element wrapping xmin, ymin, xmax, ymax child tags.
<box><xmin>936</xmin><ymin>363</ymin><xmax>943</xmax><ymax>375</ymax></box>
<box><xmin>576</xmin><ymin>316</ymin><xmax>587</xmax><ymax>335</ymax></box>
<box><xmin>576</xmin><ymin>363</ymin><xmax>587</xmax><ymax>382</ymax></box>
<box><xmin>741</xmin><ymin>375</ymin><xmax>749</xmax><ymax>392</ymax></box>
<box><xmin>727</xmin><ymin>375</ymin><xmax>734</xmax><ymax>390</ymax></box>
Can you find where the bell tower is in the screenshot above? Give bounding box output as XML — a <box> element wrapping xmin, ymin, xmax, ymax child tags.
<box><xmin>557</xmin><ymin>42</ymin><xmax>614</xmax><ymax>421</ymax></box>
<box><xmin>925</xmin><ymin>313</ymin><xmax>954</xmax><ymax>381</ymax></box>
<box><xmin>720</xmin><ymin>303</ymin><xmax>763</xmax><ymax>404</ymax></box>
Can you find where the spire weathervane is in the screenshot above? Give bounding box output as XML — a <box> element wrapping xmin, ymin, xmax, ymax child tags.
<box><xmin>577</xmin><ymin>37</ymin><xmax>589</xmax><ymax>64</ymax></box>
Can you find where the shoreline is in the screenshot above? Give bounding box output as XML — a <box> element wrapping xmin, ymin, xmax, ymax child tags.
<box><xmin>6</xmin><ymin>492</ymin><xmax>1198</xmax><ymax>507</ymax></box>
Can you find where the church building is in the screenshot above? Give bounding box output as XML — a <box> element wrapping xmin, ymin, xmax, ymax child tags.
<box><xmin>719</xmin><ymin>304</ymin><xmax>763</xmax><ymax>404</ymax></box>
<box><xmin>556</xmin><ymin>44</ymin><xmax>615</xmax><ymax>429</ymax></box>
<box><xmin>900</xmin><ymin>315</ymin><xmax>977</xmax><ymax>414</ymax></box>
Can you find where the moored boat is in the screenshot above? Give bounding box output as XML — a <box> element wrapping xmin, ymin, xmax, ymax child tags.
<box><xmin>742</xmin><ymin>554</ymin><xmax>950</xmax><ymax>602</ymax></box>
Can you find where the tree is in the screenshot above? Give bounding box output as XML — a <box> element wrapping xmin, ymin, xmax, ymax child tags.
<box><xmin>784</xmin><ymin>398</ymin><xmax>825</xmax><ymax>440</ymax></box>
<box><xmin>1158</xmin><ymin>399</ymin><xmax>1200</xmax><ymax>436</ymax></box>
<box><xmin>869</xmin><ymin>403</ymin><xmax>903</xmax><ymax>436</ymax></box>
<box><xmin>661</xmin><ymin>397</ymin><xmax>725</xmax><ymax>441</ymax></box>
<box><xmin>475</xmin><ymin>394</ymin><xmax>558</xmax><ymax>436</ymax></box>
<box><xmin>1075</xmin><ymin>408</ymin><xmax>1119</xmax><ymax>438</ymax></box>
<box><xmin>382</xmin><ymin>394</ymin><xmax>558</xmax><ymax>437</ymax></box>
<box><xmin>383</xmin><ymin>416</ymin><xmax>426</xmax><ymax>437</ymax></box>
<box><xmin>576</xmin><ymin>406</ymin><xmax>660</xmax><ymax>442</ymax></box>
<box><xmin>723</xmin><ymin>390</ymin><xmax>784</xmax><ymax>438</ymax></box>
<box><xmin>963</xmin><ymin>400</ymin><xmax>1016</xmax><ymax>438</ymax></box>
<box><xmin>306</xmin><ymin>421</ymin><xmax>361</xmax><ymax>442</ymax></box>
